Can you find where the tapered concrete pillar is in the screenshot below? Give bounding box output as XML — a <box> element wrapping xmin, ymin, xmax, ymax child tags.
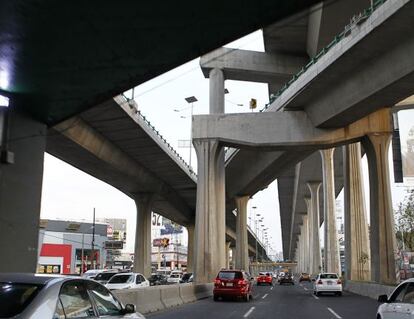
<box><xmin>193</xmin><ymin>139</ymin><xmax>226</xmax><ymax>283</ymax></box>
<box><xmin>343</xmin><ymin>143</ymin><xmax>371</xmax><ymax>281</ymax></box>
<box><xmin>225</xmin><ymin>242</ymin><xmax>231</xmax><ymax>269</ymax></box>
<box><xmin>320</xmin><ymin>149</ymin><xmax>341</xmax><ymax>274</ymax></box>
<box><xmin>363</xmin><ymin>133</ymin><xmax>398</xmax><ymax>285</ymax></box>
<box><xmin>0</xmin><ymin>107</ymin><xmax>46</xmax><ymax>272</ymax></box>
<box><xmin>187</xmin><ymin>224</ymin><xmax>195</xmax><ymax>272</ymax></box>
<box><xmin>298</xmin><ymin>231</ymin><xmax>303</xmax><ymax>273</ymax></box>
<box><xmin>235</xmin><ymin>196</ymin><xmax>250</xmax><ymax>271</ymax></box>
<box><xmin>304</xmin><ymin>197</ymin><xmax>313</xmax><ymax>274</ymax></box>
<box><xmin>307</xmin><ymin>182</ymin><xmax>322</xmax><ymax>275</ymax></box>
<box><xmin>134</xmin><ymin>193</ymin><xmax>154</xmax><ymax>278</ymax></box>
<box><xmin>302</xmin><ymin>215</ymin><xmax>310</xmax><ymax>274</ymax></box>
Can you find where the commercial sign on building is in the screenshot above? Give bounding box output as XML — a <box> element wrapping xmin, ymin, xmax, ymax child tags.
<box><xmin>104</xmin><ymin>241</ymin><xmax>124</xmax><ymax>250</ymax></box>
<box><xmin>402</xmin><ymin>125</ymin><xmax>414</xmax><ymax>178</ymax></box>
<box><xmin>153</xmin><ymin>238</ymin><xmax>170</xmax><ymax>247</ymax></box>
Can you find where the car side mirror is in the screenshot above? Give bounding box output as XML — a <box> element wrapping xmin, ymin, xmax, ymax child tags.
<box><xmin>378</xmin><ymin>295</ymin><xmax>389</xmax><ymax>303</ymax></box>
<box><xmin>124</xmin><ymin>304</ymin><xmax>136</xmax><ymax>314</ymax></box>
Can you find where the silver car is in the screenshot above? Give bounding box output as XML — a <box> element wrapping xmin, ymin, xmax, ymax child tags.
<box><xmin>0</xmin><ymin>273</ymin><xmax>145</xmax><ymax>318</ymax></box>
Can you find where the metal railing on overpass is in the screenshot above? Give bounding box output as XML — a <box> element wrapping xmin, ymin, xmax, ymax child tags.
<box><xmin>121</xmin><ymin>94</ymin><xmax>197</xmax><ymax>177</ymax></box>
<box><xmin>260</xmin><ymin>0</ymin><xmax>389</xmax><ymax>112</ymax></box>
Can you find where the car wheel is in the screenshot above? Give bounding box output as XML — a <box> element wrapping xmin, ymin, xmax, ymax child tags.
<box><xmin>337</xmin><ymin>292</ymin><xmax>342</xmax><ymax>296</ymax></box>
<box><xmin>213</xmin><ymin>295</ymin><xmax>219</xmax><ymax>301</ymax></box>
<box><xmin>316</xmin><ymin>292</ymin><xmax>320</xmax><ymax>296</ymax></box>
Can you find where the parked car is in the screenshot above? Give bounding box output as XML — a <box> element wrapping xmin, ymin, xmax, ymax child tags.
<box><xmin>94</xmin><ymin>270</ymin><xmax>119</xmax><ymax>285</ymax></box>
<box><xmin>299</xmin><ymin>272</ymin><xmax>311</xmax><ymax>282</ymax></box>
<box><xmin>156</xmin><ymin>269</ymin><xmax>171</xmax><ymax>277</ymax></box>
<box><xmin>180</xmin><ymin>273</ymin><xmax>193</xmax><ymax>283</ymax></box>
<box><xmin>106</xmin><ymin>272</ymin><xmax>149</xmax><ymax>290</ymax></box>
<box><xmin>148</xmin><ymin>274</ymin><xmax>168</xmax><ymax>286</ymax></box>
<box><xmin>277</xmin><ymin>272</ymin><xmax>285</xmax><ymax>282</ymax></box>
<box><xmin>377</xmin><ymin>278</ymin><xmax>414</xmax><ymax>319</ymax></box>
<box><xmin>313</xmin><ymin>273</ymin><xmax>342</xmax><ymax>296</ymax></box>
<box><xmin>0</xmin><ymin>273</ymin><xmax>145</xmax><ymax>318</ymax></box>
<box><xmin>257</xmin><ymin>272</ymin><xmax>273</xmax><ymax>286</ymax></box>
<box><xmin>82</xmin><ymin>269</ymin><xmax>104</xmax><ymax>279</ymax></box>
<box><xmin>167</xmin><ymin>273</ymin><xmax>183</xmax><ymax>284</ymax></box>
<box><xmin>213</xmin><ymin>269</ymin><xmax>253</xmax><ymax>302</ymax></box>
<box><xmin>279</xmin><ymin>273</ymin><xmax>294</xmax><ymax>285</ymax></box>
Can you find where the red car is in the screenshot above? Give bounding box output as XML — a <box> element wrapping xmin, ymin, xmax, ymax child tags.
<box><xmin>257</xmin><ymin>272</ymin><xmax>273</xmax><ymax>286</ymax></box>
<box><xmin>213</xmin><ymin>269</ymin><xmax>253</xmax><ymax>302</ymax></box>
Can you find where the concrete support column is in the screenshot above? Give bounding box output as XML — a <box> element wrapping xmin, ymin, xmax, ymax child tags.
<box><xmin>193</xmin><ymin>139</ymin><xmax>226</xmax><ymax>283</ymax></box>
<box><xmin>298</xmin><ymin>232</ymin><xmax>303</xmax><ymax>273</ymax></box>
<box><xmin>133</xmin><ymin>193</ymin><xmax>154</xmax><ymax>278</ymax></box>
<box><xmin>235</xmin><ymin>196</ymin><xmax>250</xmax><ymax>271</ymax></box>
<box><xmin>187</xmin><ymin>224</ymin><xmax>195</xmax><ymax>272</ymax></box>
<box><xmin>304</xmin><ymin>198</ymin><xmax>313</xmax><ymax>274</ymax></box>
<box><xmin>320</xmin><ymin>148</ymin><xmax>341</xmax><ymax>274</ymax></box>
<box><xmin>0</xmin><ymin>107</ymin><xmax>46</xmax><ymax>272</ymax></box>
<box><xmin>343</xmin><ymin>143</ymin><xmax>371</xmax><ymax>281</ymax></box>
<box><xmin>302</xmin><ymin>215</ymin><xmax>309</xmax><ymax>274</ymax></box>
<box><xmin>225</xmin><ymin>242</ymin><xmax>231</xmax><ymax>269</ymax></box>
<box><xmin>209</xmin><ymin>68</ymin><xmax>225</xmax><ymax>114</ymax></box>
<box><xmin>307</xmin><ymin>182</ymin><xmax>322</xmax><ymax>275</ymax></box>
<box><xmin>363</xmin><ymin>133</ymin><xmax>398</xmax><ymax>285</ymax></box>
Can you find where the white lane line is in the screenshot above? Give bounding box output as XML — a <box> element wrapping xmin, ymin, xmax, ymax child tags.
<box><xmin>253</xmin><ymin>294</ymin><xmax>260</xmax><ymax>299</ymax></box>
<box><xmin>243</xmin><ymin>306</ymin><xmax>255</xmax><ymax>318</ymax></box>
<box><xmin>262</xmin><ymin>293</ymin><xmax>268</xmax><ymax>299</ymax></box>
<box><xmin>312</xmin><ymin>294</ymin><xmax>319</xmax><ymax>300</ymax></box>
<box><xmin>271</xmin><ymin>287</ymin><xmax>274</xmax><ymax>290</ymax></box>
<box><xmin>327</xmin><ymin>307</ymin><xmax>342</xmax><ymax>319</ymax></box>
<box><xmin>304</xmin><ymin>287</ymin><xmax>308</xmax><ymax>291</ymax></box>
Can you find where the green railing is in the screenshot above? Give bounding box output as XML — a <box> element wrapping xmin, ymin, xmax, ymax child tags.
<box><xmin>260</xmin><ymin>0</ymin><xmax>388</xmax><ymax>112</ymax></box>
<box><xmin>121</xmin><ymin>94</ymin><xmax>197</xmax><ymax>177</ymax></box>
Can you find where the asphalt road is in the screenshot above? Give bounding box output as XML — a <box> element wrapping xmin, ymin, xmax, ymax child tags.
<box><xmin>148</xmin><ymin>280</ymin><xmax>379</xmax><ymax>319</ymax></box>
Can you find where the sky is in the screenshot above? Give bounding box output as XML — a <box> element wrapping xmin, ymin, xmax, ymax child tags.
<box><xmin>40</xmin><ymin>30</ymin><xmax>414</xmax><ymax>258</ymax></box>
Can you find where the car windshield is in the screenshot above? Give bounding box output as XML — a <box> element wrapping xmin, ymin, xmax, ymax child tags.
<box><xmin>0</xmin><ymin>283</ymin><xmax>44</xmax><ymax>317</ymax></box>
<box><xmin>218</xmin><ymin>272</ymin><xmax>242</xmax><ymax>280</ymax></box>
<box><xmin>94</xmin><ymin>272</ymin><xmax>117</xmax><ymax>281</ymax></box>
<box><xmin>108</xmin><ymin>275</ymin><xmax>133</xmax><ymax>284</ymax></box>
<box><xmin>170</xmin><ymin>274</ymin><xmax>180</xmax><ymax>278</ymax></box>
<box><xmin>320</xmin><ymin>274</ymin><xmax>338</xmax><ymax>279</ymax></box>
<box><xmin>182</xmin><ymin>274</ymin><xmax>191</xmax><ymax>280</ymax></box>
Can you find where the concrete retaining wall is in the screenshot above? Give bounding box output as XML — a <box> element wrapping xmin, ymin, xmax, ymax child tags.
<box><xmin>113</xmin><ymin>283</ymin><xmax>213</xmax><ymax>314</ymax></box>
<box><xmin>344</xmin><ymin>280</ymin><xmax>396</xmax><ymax>300</ymax></box>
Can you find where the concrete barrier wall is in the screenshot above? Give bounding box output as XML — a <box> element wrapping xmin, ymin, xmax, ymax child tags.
<box><xmin>344</xmin><ymin>280</ymin><xmax>396</xmax><ymax>300</ymax></box>
<box><xmin>160</xmin><ymin>285</ymin><xmax>183</xmax><ymax>308</ymax></box>
<box><xmin>113</xmin><ymin>283</ymin><xmax>213</xmax><ymax>314</ymax></box>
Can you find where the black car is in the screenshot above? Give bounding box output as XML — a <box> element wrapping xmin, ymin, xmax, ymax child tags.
<box><xmin>148</xmin><ymin>274</ymin><xmax>168</xmax><ymax>286</ymax></box>
<box><xmin>179</xmin><ymin>273</ymin><xmax>193</xmax><ymax>283</ymax></box>
<box><xmin>279</xmin><ymin>273</ymin><xmax>294</xmax><ymax>285</ymax></box>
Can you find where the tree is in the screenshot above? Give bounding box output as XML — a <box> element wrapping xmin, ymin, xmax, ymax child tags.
<box><xmin>395</xmin><ymin>189</ymin><xmax>414</xmax><ymax>251</ymax></box>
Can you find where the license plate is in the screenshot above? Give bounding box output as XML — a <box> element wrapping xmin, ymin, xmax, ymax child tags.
<box><xmin>226</xmin><ymin>283</ymin><xmax>233</xmax><ymax>287</ymax></box>
<box><xmin>327</xmin><ymin>281</ymin><xmax>332</xmax><ymax>285</ymax></box>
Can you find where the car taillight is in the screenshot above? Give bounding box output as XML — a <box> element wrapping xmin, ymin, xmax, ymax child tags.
<box><xmin>337</xmin><ymin>279</ymin><xmax>342</xmax><ymax>284</ymax></box>
<box><xmin>317</xmin><ymin>280</ymin><xmax>323</xmax><ymax>285</ymax></box>
<box><xmin>214</xmin><ymin>279</ymin><xmax>221</xmax><ymax>286</ymax></box>
<box><xmin>237</xmin><ymin>280</ymin><xmax>247</xmax><ymax>287</ymax></box>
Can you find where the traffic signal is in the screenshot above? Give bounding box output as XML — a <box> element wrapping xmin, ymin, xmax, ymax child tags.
<box><xmin>249</xmin><ymin>98</ymin><xmax>257</xmax><ymax>109</ymax></box>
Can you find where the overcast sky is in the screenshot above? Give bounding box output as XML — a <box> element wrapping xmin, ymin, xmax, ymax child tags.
<box><xmin>40</xmin><ymin>30</ymin><xmax>414</xmax><ymax>257</ymax></box>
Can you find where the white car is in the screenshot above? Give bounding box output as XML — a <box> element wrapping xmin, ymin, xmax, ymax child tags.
<box><xmin>167</xmin><ymin>273</ymin><xmax>183</xmax><ymax>284</ymax></box>
<box><xmin>313</xmin><ymin>273</ymin><xmax>342</xmax><ymax>296</ymax></box>
<box><xmin>377</xmin><ymin>278</ymin><xmax>414</xmax><ymax>318</ymax></box>
<box><xmin>106</xmin><ymin>272</ymin><xmax>150</xmax><ymax>290</ymax></box>
<box><xmin>81</xmin><ymin>269</ymin><xmax>104</xmax><ymax>279</ymax></box>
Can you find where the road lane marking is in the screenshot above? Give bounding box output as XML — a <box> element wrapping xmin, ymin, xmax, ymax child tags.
<box><xmin>271</xmin><ymin>287</ymin><xmax>274</xmax><ymax>290</ymax></box>
<box><xmin>253</xmin><ymin>294</ymin><xmax>260</xmax><ymax>299</ymax></box>
<box><xmin>312</xmin><ymin>294</ymin><xmax>319</xmax><ymax>300</ymax></box>
<box><xmin>304</xmin><ymin>287</ymin><xmax>308</xmax><ymax>291</ymax></box>
<box><xmin>327</xmin><ymin>307</ymin><xmax>342</xmax><ymax>319</ymax></box>
<box><xmin>243</xmin><ymin>307</ymin><xmax>255</xmax><ymax>318</ymax></box>
<box><xmin>262</xmin><ymin>293</ymin><xmax>268</xmax><ymax>299</ymax></box>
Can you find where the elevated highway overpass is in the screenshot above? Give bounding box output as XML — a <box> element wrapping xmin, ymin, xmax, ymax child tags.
<box><xmin>196</xmin><ymin>0</ymin><xmax>412</xmax><ymax>285</ymax></box>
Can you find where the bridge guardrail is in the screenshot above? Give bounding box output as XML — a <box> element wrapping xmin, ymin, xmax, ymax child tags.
<box><xmin>260</xmin><ymin>0</ymin><xmax>389</xmax><ymax>112</ymax></box>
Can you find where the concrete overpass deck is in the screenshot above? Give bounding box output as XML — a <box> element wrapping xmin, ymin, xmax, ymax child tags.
<box><xmin>46</xmin><ymin>95</ymin><xmax>268</xmax><ymax>257</ymax></box>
